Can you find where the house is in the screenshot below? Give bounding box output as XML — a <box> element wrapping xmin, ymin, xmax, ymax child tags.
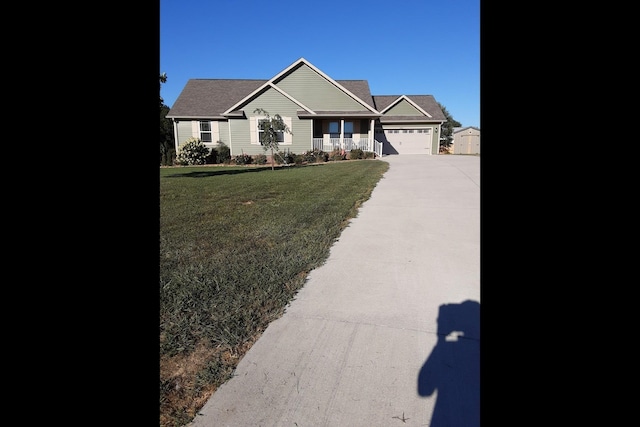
<box><xmin>166</xmin><ymin>58</ymin><xmax>447</xmax><ymax>159</ymax></box>
<box><xmin>451</xmin><ymin>126</ymin><xmax>480</xmax><ymax>155</ymax></box>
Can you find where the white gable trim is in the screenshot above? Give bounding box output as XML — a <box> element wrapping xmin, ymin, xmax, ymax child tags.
<box><xmin>453</xmin><ymin>126</ymin><xmax>480</xmax><ymax>134</ymax></box>
<box><xmin>223</xmin><ymin>82</ymin><xmax>271</xmax><ymax>115</ymax></box>
<box><xmin>300</xmin><ymin>58</ymin><xmax>380</xmax><ymax>114</ymax></box>
<box><xmin>268</xmin><ymin>83</ymin><xmax>315</xmax><ymax>114</ymax></box>
<box><xmin>223</xmin><ymin>57</ymin><xmax>379</xmax><ymax>115</ymax></box>
<box><xmin>379</xmin><ymin>95</ymin><xmax>433</xmax><ymax>118</ymax></box>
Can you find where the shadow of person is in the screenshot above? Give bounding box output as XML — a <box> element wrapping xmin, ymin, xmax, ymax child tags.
<box><xmin>418</xmin><ymin>300</ymin><xmax>480</xmax><ymax>427</ymax></box>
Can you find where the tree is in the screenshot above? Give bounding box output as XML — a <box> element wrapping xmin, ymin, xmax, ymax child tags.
<box><xmin>253</xmin><ymin>108</ymin><xmax>292</xmax><ymax>170</ymax></box>
<box><xmin>160</xmin><ymin>73</ymin><xmax>175</xmax><ymax>165</ymax></box>
<box><xmin>437</xmin><ymin>103</ymin><xmax>461</xmax><ymax>153</ymax></box>
<box><xmin>159</xmin><ymin>72</ymin><xmax>167</xmax><ymax>107</ymax></box>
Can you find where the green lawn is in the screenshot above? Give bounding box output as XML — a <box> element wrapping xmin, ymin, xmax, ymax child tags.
<box><xmin>160</xmin><ymin>160</ymin><xmax>389</xmax><ymax>426</ymax></box>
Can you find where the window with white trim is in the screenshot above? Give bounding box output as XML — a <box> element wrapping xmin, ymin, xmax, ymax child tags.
<box><xmin>199</xmin><ymin>121</ymin><xmax>212</xmax><ymax>142</ymax></box>
<box><xmin>258</xmin><ymin>118</ymin><xmax>285</xmax><ymax>144</ymax></box>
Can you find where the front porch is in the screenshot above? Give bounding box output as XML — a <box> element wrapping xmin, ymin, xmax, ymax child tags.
<box><xmin>312</xmin><ymin>137</ymin><xmax>383</xmax><ymax>157</ymax></box>
<box><xmin>307</xmin><ymin>116</ymin><xmax>383</xmax><ymax>157</ymax></box>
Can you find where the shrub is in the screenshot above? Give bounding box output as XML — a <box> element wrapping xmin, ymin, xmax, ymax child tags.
<box><xmin>349</xmin><ymin>148</ymin><xmax>365</xmax><ymax>160</ymax></box>
<box><xmin>302</xmin><ymin>149</ymin><xmax>328</xmax><ymax>163</ymax></box>
<box><xmin>275</xmin><ymin>150</ymin><xmax>295</xmax><ymax>165</ymax></box>
<box><xmin>161</xmin><ymin>148</ymin><xmax>176</xmax><ymax>166</ymax></box>
<box><xmin>176</xmin><ymin>137</ymin><xmax>210</xmax><ymax>165</ymax></box>
<box><xmin>254</xmin><ymin>154</ymin><xmax>267</xmax><ymax>165</ymax></box>
<box><xmin>205</xmin><ymin>148</ymin><xmax>217</xmax><ymax>164</ymax></box>
<box><xmin>329</xmin><ymin>148</ymin><xmax>346</xmax><ymax>161</ymax></box>
<box><xmin>234</xmin><ymin>153</ymin><xmax>253</xmax><ymax>165</ymax></box>
<box><xmin>216</xmin><ymin>142</ymin><xmax>232</xmax><ymax>164</ymax></box>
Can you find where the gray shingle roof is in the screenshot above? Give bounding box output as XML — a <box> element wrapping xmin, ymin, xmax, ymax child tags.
<box><xmin>372</xmin><ymin>95</ymin><xmax>446</xmax><ymax>121</ymax></box>
<box><xmin>167</xmin><ymin>79</ymin><xmax>266</xmax><ymax>118</ymax></box>
<box><xmin>168</xmin><ymin>76</ymin><xmax>444</xmax><ymax>122</ymax></box>
<box><xmin>336</xmin><ymin>80</ymin><xmax>375</xmax><ymax>109</ymax></box>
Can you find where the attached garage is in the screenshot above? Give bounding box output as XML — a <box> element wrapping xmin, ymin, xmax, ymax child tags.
<box><xmin>372</xmin><ymin>95</ymin><xmax>445</xmax><ymax>155</ymax></box>
<box><xmin>382</xmin><ymin>128</ymin><xmax>432</xmax><ymax>154</ymax></box>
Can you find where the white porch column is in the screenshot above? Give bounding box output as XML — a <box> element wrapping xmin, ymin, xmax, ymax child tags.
<box><xmin>369</xmin><ymin>119</ymin><xmax>374</xmax><ymax>151</ymax></box>
<box><xmin>340</xmin><ymin>118</ymin><xmax>344</xmax><ymax>150</ymax></box>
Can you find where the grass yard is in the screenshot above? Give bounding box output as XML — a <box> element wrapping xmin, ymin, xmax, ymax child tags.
<box><xmin>160</xmin><ymin>159</ymin><xmax>389</xmax><ymax>427</ymax></box>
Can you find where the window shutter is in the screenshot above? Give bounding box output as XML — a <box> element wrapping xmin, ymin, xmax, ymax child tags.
<box><xmin>212</xmin><ymin>121</ymin><xmax>220</xmax><ymax>143</ymax></box>
<box><xmin>249</xmin><ymin>117</ymin><xmax>257</xmax><ymax>144</ymax></box>
<box><xmin>191</xmin><ymin>121</ymin><xmax>199</xmax><ymax>138</ymax></box>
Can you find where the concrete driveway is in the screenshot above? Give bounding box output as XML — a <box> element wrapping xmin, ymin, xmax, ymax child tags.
<box><xmin>189</xmin><ymin>154</ymin><xmax>480</xmax><ymax>427</ymax></box>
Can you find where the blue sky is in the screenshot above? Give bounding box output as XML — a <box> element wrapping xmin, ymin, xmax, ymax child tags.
<box><xmin>160</xmin><ymin>0</ymin><xmax>479</xmax><ymax>128</ymax></box>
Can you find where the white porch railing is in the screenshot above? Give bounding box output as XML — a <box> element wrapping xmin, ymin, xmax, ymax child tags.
<box><xmin>312</xmin><ymin>138</ymin><xmax>383</xmax><ymax>157</ymax></box>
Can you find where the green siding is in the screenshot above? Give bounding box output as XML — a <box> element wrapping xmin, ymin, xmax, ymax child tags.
<box><xmin>384</xmin><ymin>99</ymin><xmax>423</xmax><ymax>116</ymax></box>
<box><xmin>229</xmin><ymin>87</ymin><xmax>312</xmax><ymax>156</ymax></box>
<box><xmin>175</xmin><ymin>120</ymin><xmax>230</xmax><ymax>152</ymax></box>
<box><xmin>176</xmin><ymin>121</ymin><xmax>193</xmax><ymax>146</ymax></box>
<box><xmin>431</xmin><ymin>128</ymin><xmax>438</xmax><ymax>155</ymax></box>
<box><xmin>218</xmin><ymin>121</ymin><xmax>229</xmax><ymax>145</ymax></box>
<box><xmin>274</xmin><ymin>63</ymin><xmax>365</xmax><ymax>111</ymax></box>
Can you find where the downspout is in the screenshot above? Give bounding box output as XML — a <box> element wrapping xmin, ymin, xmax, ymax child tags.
<box><xmin>228</xmin><ymin>120</ymin><xmax>232</xmax><ymax>156</ymax></box>
<box><xmin>172</xmin><ymin>119</ymin><xmax>179</xmax><ymax>152</ymax></box>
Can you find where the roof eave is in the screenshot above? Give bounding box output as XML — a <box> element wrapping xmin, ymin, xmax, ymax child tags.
<box><xmin>379</xmin><ymin>117</ymin><xmax>445</xmax><ymax>123</ymax></box>
<box><xmin>166</xmin><ymin>115</ymin><xmax>229</xmax><ymax>120</ymax></box>
<box><xmin>297</xmin><ymin>111</ymin><xmax>382</xmax><ymax>118</ymax></box>
<box><xmin>222</xmin><ymin>111</ymin><xmax>246</xmax><ymax>118</ymax></box>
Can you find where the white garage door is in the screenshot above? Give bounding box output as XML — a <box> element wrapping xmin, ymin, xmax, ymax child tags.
<box><xmin>384</xmin><ymin>128</ymin><xmax>431</xmax><ymax>154</ymax></box>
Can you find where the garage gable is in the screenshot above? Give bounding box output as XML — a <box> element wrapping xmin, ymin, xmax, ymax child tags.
<box><xmin>379</xmin><ymin>95</ymin><xmax>432</xmax><ymax>118</ymax></box>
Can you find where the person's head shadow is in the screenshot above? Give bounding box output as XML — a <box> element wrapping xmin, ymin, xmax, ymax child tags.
<box><xmin>418</xmin><ymin>300</ymin><xmax>480</xmax><ymax>427</ymax></box>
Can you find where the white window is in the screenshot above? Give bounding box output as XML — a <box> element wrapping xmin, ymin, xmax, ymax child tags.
<box><xmin>251</xmin><ymin>116</ymin><xmax>292</xmax><ymax>145</ymax></box>
<box><xmin>257</xmin><ymin>118</ymin><xmax>285</xmax><ymax>144</ymax></box>
<box><xmin>199</xmin><ymin>121</ymin><xmax>212</xmax><ymax>142</ymax></box>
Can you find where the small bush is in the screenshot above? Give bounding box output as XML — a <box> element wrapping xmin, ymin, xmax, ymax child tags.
<box><xmin>275</xmin><ymin>150</ymin><xmax>296</xmax><ymax>165</ymax></box>
<box><xmin>216</xmin><ymin>142</ymin><xmax>232</xmax><ymax>164</ymax></box>
<box><xmin>205</xmin><ymin>148</ymin><xmax>217</xmax><ymax>164</ymax></box>
<box><xmin>161</xmin><ymin>148</ymin><xmax>176</xmax><ymax>166</ymax></box>
<box><xmin>349</xmin><ymin>148</ymin><xmax>365</xmax><ymax>160</ymax></box>
<box><xmin>363</xmin><ymin>151</ymin><xmax>375</xmax><ymax>159</ymax></box>
<box><xmin>234</xmin><ymin>153</ymin><xmax>253</xmax><ymax>165</ymax></box>
<box><xmin>255</xmin><ymin>154</ymin><xmax>267</xmax><ymax>165</ymax></box>
<box><xmin>176</xmin><ymin>137</ymin><xmax>210</xmax><ymax>165</ymax></box>
<box><xmin>302</xmin><ymin>149</ymin><xmax>328</xmax><ymax>163</ymax></box>
<box><xmin>329</xmin><ymin>148</ymin><xmax>346</xmax><ymax>161</ymax></box>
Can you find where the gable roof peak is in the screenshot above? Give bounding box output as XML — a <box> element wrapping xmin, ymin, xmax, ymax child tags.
<box><xmin>223</xmin><ymin>57</ymin><xmax>379</xmax><ymax>115</ymax></box>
